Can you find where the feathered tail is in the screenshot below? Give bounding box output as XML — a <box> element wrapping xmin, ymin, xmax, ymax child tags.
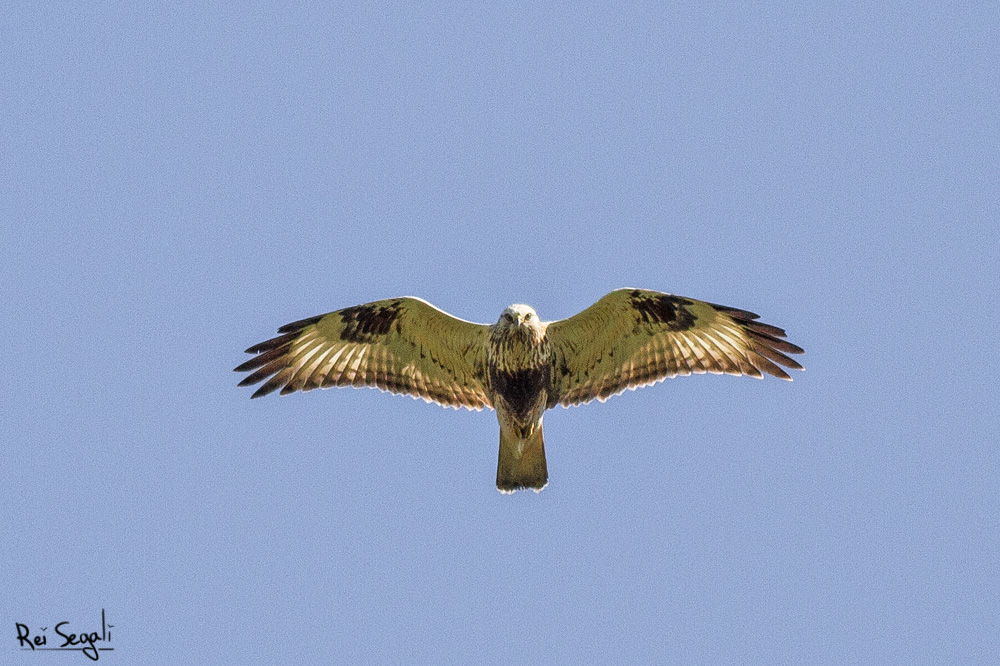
<box><xmin>496</xmin><ymin>422</ymin><xmax>548</xmax><ymax>493</ymax></box>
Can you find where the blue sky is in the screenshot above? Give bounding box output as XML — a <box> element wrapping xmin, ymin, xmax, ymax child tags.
<box><xmin>4</xmin><ymin>2</ymin><xmax>998</xmax><ymax>664</ymax></box>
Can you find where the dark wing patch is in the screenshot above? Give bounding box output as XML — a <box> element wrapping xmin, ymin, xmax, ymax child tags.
<box><xmin>339</xmin><ymin>301</ymin><xmax>402</xmax><ymax>342</ymax></box>
<box><xmin>545</xmin><ymin>288</ymin><xmax>804</xmax><ymax>407</ymax></box>
<box><xmin>628</xmin><ymin>291</ymin><xmax>696</xmax><ymax>331</ymax></box>
<box><xmin>235</xmin><ymin>297</ymin><xmax>493</xmax><ymax>410</ymax></box>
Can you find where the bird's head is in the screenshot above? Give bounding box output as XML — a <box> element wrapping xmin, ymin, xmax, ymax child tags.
<box><xmin>498</xmin><ymin>304</ymin><xmax>544</xmax><ymax>340</ymax></box>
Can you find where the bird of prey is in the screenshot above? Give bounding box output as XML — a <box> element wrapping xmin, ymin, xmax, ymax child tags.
<box><xmin>235</xmin><ymin>289</ymin><xmax>803</xmax><ymax>493</ymax></box>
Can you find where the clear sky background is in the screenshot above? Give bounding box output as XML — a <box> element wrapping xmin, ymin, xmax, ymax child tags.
<box><xmin>4</xmin><ymin>2</ymin><xmax>998</xmax><ymax>664</ymax></box>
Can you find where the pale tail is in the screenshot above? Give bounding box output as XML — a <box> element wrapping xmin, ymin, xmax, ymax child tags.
<box><xmin>496</xmin><ymin>424</ymin><xmax>548</xmax><ymax>493</ymax></box>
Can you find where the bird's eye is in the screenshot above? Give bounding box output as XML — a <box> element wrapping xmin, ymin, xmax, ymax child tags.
<box><xmin>524</xmin><ymin>312</ymin><xmax>532</xmax><ymax>320</ymax></box>
<box><xmin>503</xmin><ymin>313</ymin><xmax>513</xmax><ymax>322</ymax></box>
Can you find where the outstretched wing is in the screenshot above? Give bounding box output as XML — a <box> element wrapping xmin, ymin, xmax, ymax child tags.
<box><xmin>546</xmin><ymin>288</ymin><xmax>804</xmax><ymax>407</ymax></box>
<box><xmin>235</xmin><ymin>297</ymin><xmax>493</xmax><ymax>410</ymax></box>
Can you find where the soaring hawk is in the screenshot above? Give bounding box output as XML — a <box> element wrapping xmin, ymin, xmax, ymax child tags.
<box><xmin>235</xmin><ymin>289</ymin><xmax>803</xmax><ymax>493</ymax></box>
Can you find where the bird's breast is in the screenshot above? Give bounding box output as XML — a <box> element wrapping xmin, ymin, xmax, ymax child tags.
<box><xmin>486</xmin><ymin>331</ymin><xmax>552</xmax><ymax>421</ymax></box>
<box><xmin>488</xmin><ymin>364</ymin><xmax>550</xmax><ymax>422</ymax></box>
